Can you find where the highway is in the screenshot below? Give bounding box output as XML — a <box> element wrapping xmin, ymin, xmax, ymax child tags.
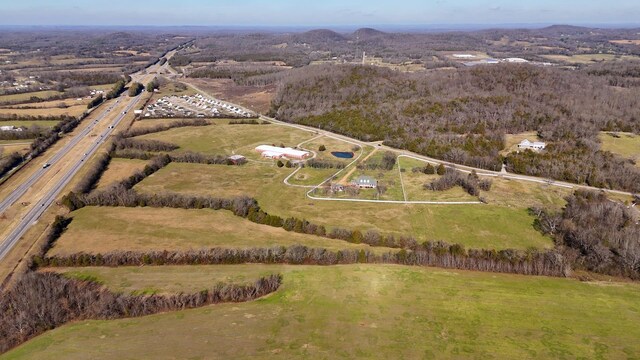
<box><xmin>0</xmin><ymin>103</ymin><xmax>118</xmax><ymax>214</ymax></box>
<box><xmin>0</xmin><ymin>93</ymin><xmax>142</xmax><ymax>260</ymax></box>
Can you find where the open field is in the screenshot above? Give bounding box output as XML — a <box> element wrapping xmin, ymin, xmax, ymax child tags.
<box><xmin>51</xmin><ymin>265</ymin><xmax>282</xmax><ymax>295</ymax></box>
<box><xmin>136</xmin><ymin>162</ymin><xmax>553</xmax><ymax>250</ymax></box>
<box><xmin>6</xmin><ymin>264</ymin><xmax>640</xmax><ymax>359</ymax></box>
<box><xmin>48</xmin><ymin>206</ymin><xmax>390</xmax><ymax>256</ymax></box>
<box><xmin>0</xmin><ymin>91</ymin><xmax>63</xmax><ymax>104</ymax></box>
<box><xmin>95</xmin><ymin>158</ymin><xmax>148</xmax><ymax>190</ymax></box>
<box><xmin>610</xmin><ymin>39</ymin><xmax>640</xmax><ymax>45</ymax></box>
<box><xmin>0</xmin><ymin>142</ymin><xmax>31</xmax><ymax>158</ymax></box>
<box><xmin>0</xmin><ymin>120</ymin><xmax>60</xmax><ymax>128</ymax></box>
<box><xmin>599</xmin><ymin>132</ymin><xmax>640</xmax><ymax>166</ymax></box>
<box><xmin>1</xmin><ymin>98</ymin><xmax>89</xmax><ymax>109</ymax></box>
<box><xmin>288</xmin><ymin>167</ymin><xmax>337</xmax><ymax>186</ymax></box>
<box><xmin>183</xmin><ymin>78</ymin><xmax>275</xmax><ymax>114</ymax></box>
<box><xmin>137</xmin><ymin>123</ymin><xmax>315</xmax><ymax>160</ymax></box>
<box><xmin>397</xmin><ymin>156</ymin><xmax>571</xmax><ymax>209</ymax></box>
<box><xmin>0</xmin><ymin>104</ymin><xmax>87</xmax><ymax>117</ymax></box>
<box><xmin>542</xmin><ymin>54</ymin><xmax>640</xmax><ymax>64</ymax></box>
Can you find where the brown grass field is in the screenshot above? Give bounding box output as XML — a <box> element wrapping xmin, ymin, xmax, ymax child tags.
<box><xmin>0</xmin><ymin>104</ymin><xmax>87</xmax><ymax>117</ymax></box>
<box><xmin>95</xmin><ymin>158</ymin><xmax>149</xmax><ymax>190</ymax></box>
<box><xmin>48</xmin><ymin>206</ymin><xmax>392</xmax><ymax>256</ymax></box>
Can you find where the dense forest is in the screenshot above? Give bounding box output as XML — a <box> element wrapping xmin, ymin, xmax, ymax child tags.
<box><xmin>271</xmin><ymin>63</ymin><xmax>640</xmax><ymax>192</ymax></box>
<box><xmin>533</xmin><ymin>191</ymin><xmax>640</xmax><ymax>279</ymax></box>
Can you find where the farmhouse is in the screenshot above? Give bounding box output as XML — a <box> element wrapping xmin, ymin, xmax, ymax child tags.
<box><xmin>518</xmin><ymin>139</ymin><xmax>546</xmax><ymax>151</ymax></box>
<box><xmin>255</xmin><ymin>145</ymin><xmax>310</xmax><ymax>160</ymax></box>
<box><xmin>353</xmin><ymin>175</ymin><xmax>377</xmax><ymax>189</ymax></box>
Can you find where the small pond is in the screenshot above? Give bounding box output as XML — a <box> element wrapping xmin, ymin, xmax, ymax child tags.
<box><xmin>331</xmin><ymin>151</ymin><xmax>354</xmax><ymax>159</ymax></box>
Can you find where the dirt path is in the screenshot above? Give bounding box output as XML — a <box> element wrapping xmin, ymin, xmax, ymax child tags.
<box><xmin>337</xmin><ymin>148</ymin><xmax>377</xmax><ymax>185</ymax></box>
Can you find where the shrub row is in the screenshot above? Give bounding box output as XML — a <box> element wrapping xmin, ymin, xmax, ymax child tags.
<box><xmin>0</xmin><ymin>272</ymin><xmax>281</xmax><ymax>354</ymax></box>
<box><xmin>34</xmin><ymin>244</ymin><xmax>568</xmax><ymax>278</ymax></box>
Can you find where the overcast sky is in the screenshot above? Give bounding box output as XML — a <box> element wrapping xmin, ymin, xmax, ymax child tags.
<box><xmin>2</xmin><ymin>0</ymin><xmax>640</xmax><ymax>27</ymax></box>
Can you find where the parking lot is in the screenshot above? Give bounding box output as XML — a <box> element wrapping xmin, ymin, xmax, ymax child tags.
<box><xmin>144</xmin><ymin>94</ymin><xmax>255</xmax><ymax>118</ymax></box>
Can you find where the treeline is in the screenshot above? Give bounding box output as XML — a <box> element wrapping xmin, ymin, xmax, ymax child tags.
<box><xmin>272</xmin><ymin>64</ymin><xmax>640</xmax><ymax>192</ymax></box>
<box><xmin>188</xmin><ymin>64</ymin><xmax>287</xmax><ymax>86</ymax></box>
<box><xmin>0</xmin><ymin>272</ymin><xmax>282</xmax><ymax>354</ymax></box>
<box><xmin>533</xmin><ymin>190</ymin><xmax>640</xmax><ymax>279</ymax></box>
<box><xmin>305</xmin><ymin>159</ymin><xmax>346</xmax><ymax>169</ymax></box>
<box><xmin>0</xmin><ymin>153</ymin><xmax>22</xmax><ymax>179</ymax></box>
<box><xmin>0</xmin><ymin>125</ymin><xmax>49</xmax><ymax>141</ymax></box>
<box><xmin>74</xmin><ymin>150</ymin><xmax>113</xmax><ymax>194</ymax></box>
<box><xmin>105</xmin><ymin>79</ymin><xmax>126</xmax><ymax>100</ymax></box>
<box><xmin>357</xmin><ymin>151</ymin><xmax>396</xmax><ymax>171</ymax></box>
<box><xmin>113</xmin><ymin>137</ymin><xmax>179</xmax><ymax>152</ymax></box>
<box><xmin>426</xmin><ymin>169</ymin><xmax>492</xmax><ymax>196</ymax></box>
<box><xmin>121</xmin><ymin>119</ymin><xmax>210</xmax><ymax>138</ymax></box>
<box><xmin>128</xmin><ymin>82</ymin><xmax>143</xmax><ymax>97</ymax></box>
<box><xmin>34</xmin><ymin>71</ymin><xmax>122</xmax><ymax>88</ymax></box>
<box><xmin>34</xmin><ymin>244</ymin><xmax>568</xmax><ymax>278</ymax></box>
<box><xmin>228</xmin><ymin>119</ymin><xmax>268</xmax><ymax>125</ymax></box>
<box><xmin>87</xmin><ymin>95</ymin><xmax>103</xmax><ymax>109</ymax></box>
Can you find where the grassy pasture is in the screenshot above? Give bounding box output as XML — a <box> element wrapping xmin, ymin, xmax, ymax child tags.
<box><xmin>542</xmin><ymin>54</ymin><xmax>640</xmax><ymax>64</ymax></box>
<box><xmin>0</xmin><ymin>104</ymin><xmax>86</xmax><ymax>117</ymax></box>
<box><xmin>0</xmin><ymin>120</ymin><xmax>60</xmax><ymax>128</ymax></box>
<box><xmin>288</xmin><ymin>167</ymin><xmax>337</xmax><ymax>186</ymax></box>
<box><xmin>136</xmin><ymin>123</ymin><xmax>314</xmax><ymax>160</ymax></box>
<box><xmin>7</xmin><ymin>264</ymin><xmax>640</xmax><ymax>359</ymax></box>
<box><xmin>0</xmin><ymin>90</ymin><xmax>63</xmax><ymax>104</ymax></box>
<box><xmin>1</xmin><ymin>98</ymin><xmax>89</xmax><ymax>109</ymax></box>
<box><xmin>136</xmin><ymin>162</ymin><xmax>553</xmax><ymax>250</ymax></box>
<box><xmin>95</xmin><ymin>158</ymin><xmax>148</xmax><ymax>190</ymax></box>
<box><xmin>48</xmin><ymin>206</ymin><xmax>389</xmax><ymax>256</ymax></box>
<box><xmin>599</xmin><ymin>132</ymin><xmax>640</xmax><ymax>166</ymax></box>
<box><xmin>0</xmin><ymin>142</ymin><xmax>31</xmax><ymax>158</ymax></box>
<box><xmin>52</xmin><ymin>265</ymin><xmax>282</xmax><ymax>295</ymax></box>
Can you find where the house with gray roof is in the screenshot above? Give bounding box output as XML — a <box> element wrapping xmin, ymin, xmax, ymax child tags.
<box><xmin>353</xmin><ymin>175</ymin><xmax>377</xmax><ymax>189</ymax></box>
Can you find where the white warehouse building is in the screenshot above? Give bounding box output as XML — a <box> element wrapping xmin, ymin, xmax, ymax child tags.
<box><xmin>255</xmin><ymin>145</ymin><xmax>311</xmax><ymax>160</ymax></box>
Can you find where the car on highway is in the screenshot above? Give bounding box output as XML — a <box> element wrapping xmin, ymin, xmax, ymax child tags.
<box><xmin>122</xmin><ymin>111</ymin><xmax>127</xmax><ymax>114</ymax></box>
<box><xmin>42</xmin><ymin>163</ymin><xmax>51</xmax><ymax>169</ymax></box>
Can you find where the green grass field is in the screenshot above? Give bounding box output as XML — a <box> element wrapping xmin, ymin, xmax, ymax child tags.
<box><xmin>599</xmin><ymin>132</ymin><xmax>640</xmax><ymax>166</ymax></box>
<box><xmin>136</xmin><ymin>162</ymin><xmax>553</xmax><ymax>250</ymax></box>
<box><xmin>51</xmin><ymin>265</ymin><xmax>282</xmax><ymax>295</ymax></box>
<box><xmin>136</xmin><ymin>123</ymin><xmax>315</xmax><ymax>160</ymax></box>
<box><xmin>0</xmin><ymin>120</ymin><xmax>60</xmax><ymax>128</ymax></box>
<box><xmin>5</xmin><ymin>264</ymin><xmax>640</xmax><ymax>359</ymax></box>
<box><xmin>48</xmin><ymin>206</ymin><xmax>390</xmax><ymax>256</ymax></box>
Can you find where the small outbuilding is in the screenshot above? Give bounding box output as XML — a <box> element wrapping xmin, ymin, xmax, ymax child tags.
<box><xmin>227</xmin><ymin>154</ymin><xmax>246</xmax><ymax>165</ymax></box>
